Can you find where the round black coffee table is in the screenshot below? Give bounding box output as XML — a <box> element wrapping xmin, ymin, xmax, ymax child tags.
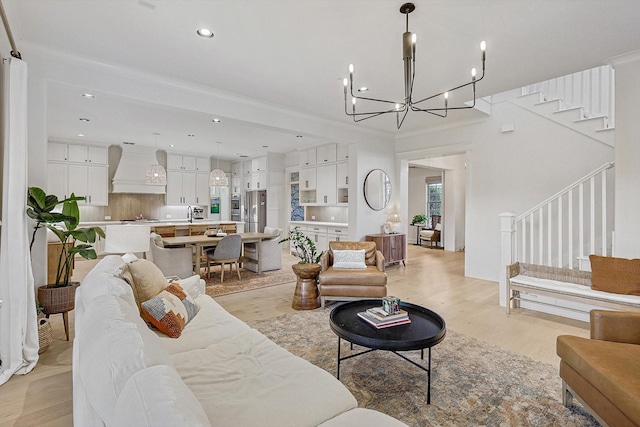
<box><xmin>329</xmin><ymin>299</ymin><xmax>446</xmax><ymax>404</ymax></box>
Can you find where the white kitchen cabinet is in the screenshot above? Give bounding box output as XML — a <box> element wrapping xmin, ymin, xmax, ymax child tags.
<box><xmin>68</xmin><ymin>145</ymin><xmax>108</xmax><ymax>164</ymax></box>
<box><xmin>336</xmin><ymin>162</ymin><xmax>348</xmax><ymax>188</ymax></box>
<box><xmin>46</xmin><ymin>161</ymin><xmax>68</xmax><ymax>199</ymax></box>
<box><xmin>67</xmin><ymin>164</ymin><xmax>109</xmax><ymax>206</ymax></box>
<box><xmin>299</xmin><ymin>167</ymin><xmax>316</xmax><ymax>190</ymax></box>
<box><xmin>167</xmin><ymin>154</ymin><xmax>197</xmax><ymax>171</ymax></box>
<box><xmin>307</xmin><ymin>225</ymin><xmax>328</xmax><ymax>254</ymax></box>
<box><xmin>251</xmin><ymin>156</ymin><xmax>267</xmax><ymax>172</ymax></box>
<box><xmin>298</xmin><ymin>149</ymin><xmax>316</xmax><ymax>167</ymax></box>
<box><xmin>243</xmin><ymin>161</ymin><xmax>252</xmax><ymax>177</ymax></box>
<box><xmin>336</xmin><ymin>144</ymin><xmax>349</xmax><ymax>161</ymax></box>
<box><xmin>316</xmin><ymin>144</ymin><xmax>337</xmax><ymax>164</ymax></box>
<box><xmin>316</xmin><ymin>164</ymin><xmax>337</xmax><ymax>205</ymax></box>
<box><xmin>166</xmin><ymin>170</ymin><xmax>197</xmax><ymax>205</ymax></box>
<box><xmin>251</xmin><ymin>171</ymin><xmax>267</xmax><ymax>190</ymax></box>
<box><xmin>195</xmin><ymin>156</ymin><xmax>210</xmax><ymax>173</ymax></box>
<box><xmin>231</xmin><ymin>176</ymin><xmax>242</xmax><ymax>194</ymax></box>
<box><xmin>48</xmin><ymin>142</ymin><xmax>68</xmax><ymax>161</ymax></box>
<box><xmin>195</xmin><ymin>173</ymin><xmax>210</xmax><ymax>206</ymax></box>
<box><xmin>231</xmin><ymin>162</ymin><xmax>242</xmax><ymax>177</ymax></box>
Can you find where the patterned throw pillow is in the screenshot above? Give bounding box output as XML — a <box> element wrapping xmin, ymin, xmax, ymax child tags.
<box><xmin>332</xmin><ymin>249</ymin><xmax>367</xmax><ymax>269</ymax></box>
<box><xmin>141</xmin><ymin>283</ymin><xmax>200</xmax><ymax>338</ymax></box>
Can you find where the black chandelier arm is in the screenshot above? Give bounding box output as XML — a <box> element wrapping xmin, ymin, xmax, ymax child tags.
<box><xmin>396</xmin><ymin>108</ymin><xmax>411</xmax><ymax>128</ymax></box>
<box><xmin>349</xmin><ymin>91</ymin><xmax>401</xmax><ymax>106</ymax></box>
<box><xmin>344</xmin><ymin>102</ymin><xmax>402</xmax><ymax>121</ymax></box>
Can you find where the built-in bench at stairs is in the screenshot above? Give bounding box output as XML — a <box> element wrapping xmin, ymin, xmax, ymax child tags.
<box><xmin>507</xmin><ymin>262</ymin><xmax>640</xmax><ymax>322</ymax></box>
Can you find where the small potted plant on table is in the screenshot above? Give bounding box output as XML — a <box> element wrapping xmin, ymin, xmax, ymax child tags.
<box><xmin>279</xmin><ymin>227</ymin><xmax>323</xmax><ymax>310</ymax></box>
<box><xmin>27</xmin><ymin>187</ymin><xmax>105</xmax><ymax>340</ymax></box>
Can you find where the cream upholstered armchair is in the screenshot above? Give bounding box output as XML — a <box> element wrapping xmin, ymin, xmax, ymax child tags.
<box><xmin>243</xmin><ymin>226</ymin><xmax>283</xmax><ymax>273</ymax></box>
<box><xmin>145</xmin><ymin>233</ymin><xmax>194</xmax><ymax>279</ymax></box>
<box><xmin>419</xmin><ymin>215</ymin><xmax>442</xmax><ymax>248</ymax></box>
<box><xmin>317</xmin><ymin>241</ymin><xmax>387</xmax><ymax>308</ymax></box>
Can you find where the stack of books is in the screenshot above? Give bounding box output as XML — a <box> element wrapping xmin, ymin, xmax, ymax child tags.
<box><xmin>357</xmin><ymin>306</ymin><xmax>411</xmax><ymax>329</ymax></box>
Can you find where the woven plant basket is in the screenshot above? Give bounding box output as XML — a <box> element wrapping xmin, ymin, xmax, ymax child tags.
<box><xmin>38</xmin><ymin>318</ymin><xmax>53</xmax><ymax>354</ymax></box>
<box><xmin>37</xmin><ymin>282</ymin><xmax>80</xmax><ymax>315</ymax></box>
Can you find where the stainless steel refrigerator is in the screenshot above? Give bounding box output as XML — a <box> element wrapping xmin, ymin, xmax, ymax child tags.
<box><xmin>244</xmin><ymin>190</ymin><xmax>267</xmax><ymax>233</ymax></box>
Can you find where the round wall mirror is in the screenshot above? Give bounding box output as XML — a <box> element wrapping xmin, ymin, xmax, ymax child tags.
<box><xmin>363</xmin><ymin>169</ymin><xmax>391</xmax><ymax>211</ymax></box>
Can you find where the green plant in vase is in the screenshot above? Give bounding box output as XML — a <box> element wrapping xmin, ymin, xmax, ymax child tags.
<box><xmin>27</xmin><ymin>187</ymin><xmax>105</xmax><ymax>327</ymax></box>
<box><xmin>411</xmin><ymin>214</ymin><xmax>427</xmax><ymax>225</ymax></box>
<box><xmin>279</xmin><ymin>226</ymin><xmax>323</xmax><ymax>264</ymax></box>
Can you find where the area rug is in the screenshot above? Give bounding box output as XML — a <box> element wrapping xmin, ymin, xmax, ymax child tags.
<box><xmin>202</xmin><ymin>266</ymin><xmax>296</xmax><ymax>297</ymax></box>
<box><xmin>248</xmin><ymin>311</ymin><xmax>599</xmax><ymax>427</ymax></box>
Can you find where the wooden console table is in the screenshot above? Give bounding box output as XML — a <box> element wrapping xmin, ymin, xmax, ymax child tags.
<box><xmin>366</xmin><ymin>233</ymin><xmax>406</xmax><ymax>266</ymax></box>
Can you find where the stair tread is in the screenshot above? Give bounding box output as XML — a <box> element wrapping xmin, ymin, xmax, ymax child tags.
<box><xmin>574</xmin><ymin>115</ymin><xmax>607</xmax><ymax>123</ymax></box>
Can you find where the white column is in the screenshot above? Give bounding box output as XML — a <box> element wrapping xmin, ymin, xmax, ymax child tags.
<box><xmin>499</xmin><ymin>212</ymin><xmax>516</xmax><ymax>307</ymax></box>
<box><xmin>607</xmin><ymin>52</ymin><xmax>640</xmax><ymax>258</ymax></box>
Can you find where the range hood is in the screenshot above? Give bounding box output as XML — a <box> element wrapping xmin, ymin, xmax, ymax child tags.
<box><xmin>112</xmin><ymin>144</ymin><xmax>166</xmax><ymax>194</ymax></box>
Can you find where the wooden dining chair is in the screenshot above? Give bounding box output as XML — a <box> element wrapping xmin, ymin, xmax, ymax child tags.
<box><xmin>219</xmin><ymin>223</ymin><xmax>237</xmax><ymax>234</ymax></box>
<box><xmin>206</xmin><ymin>234</ymin><xmax>242</xmax><ymax>283</ymax></box>
<box><xmin>153</xmin><ymin>225</ymin><xmax>176</xmax><ymax>238</ymax></box>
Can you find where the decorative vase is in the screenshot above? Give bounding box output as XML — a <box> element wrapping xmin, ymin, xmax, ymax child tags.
<box><xmin>37</xmin><ymin>282</ymin><xmax>80</xmax><ymax>315</ymax></box>
<box><xmin>37</xmin><ymin>317</ymin><xmax>53</xmax><ymax>354</ymax></box>
<box><xmin>291</xmin><ymin>263</ymin><xmax>321</xmax><ymax>310</ymax></box>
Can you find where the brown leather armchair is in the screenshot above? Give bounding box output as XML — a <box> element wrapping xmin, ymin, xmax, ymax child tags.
<box><xmin>317</xmin><ymin>241</ymin><xmax>387</xmax><ymax>308</ymax></box>
<box><xmin>556</xmin><ymin>310</ymin><xmax>640</xmax><ymax>427</ymax></box>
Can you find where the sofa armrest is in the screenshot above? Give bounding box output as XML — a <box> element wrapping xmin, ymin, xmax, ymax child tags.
<box><xmin>320</xmin><ymin>251</ymin><xmax>330</xmax><ymax>271</ymax></box>
<box><xmin>590</xmin><ymin>309</ymin><xmax>640</xmax><ymax>344</ymax></box>
<box><xmin>375</xmin><ymin>250</ymin><xmax>385</xmax><ymax>272</ymax></box>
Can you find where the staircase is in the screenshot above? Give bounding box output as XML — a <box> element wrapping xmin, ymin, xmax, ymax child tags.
<box><xmin>508</xmin><ymin>65</ymin><xmax>615</xmax><ymax>147</ymax></box>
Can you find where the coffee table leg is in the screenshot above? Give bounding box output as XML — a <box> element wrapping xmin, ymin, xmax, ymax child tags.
<box><xmin>427</xmin><ymin>347</ymin><xmax>432</xmax><ymax>404</ymax></box>
<box><xmin>337</xmin><ymin>337</ymin><xmax>342</xmax><ymax>380</ymax></box>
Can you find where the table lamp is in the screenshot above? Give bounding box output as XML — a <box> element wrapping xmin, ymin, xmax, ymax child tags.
<box><xmin>104</xmin><ymin>224</ymin><xmax>151</xmax><ymax>262</ymax></box>
<box><xmin>386</xmin><ymin>213</ymin><xmax>401</xmax><ymax>234</ymax></box>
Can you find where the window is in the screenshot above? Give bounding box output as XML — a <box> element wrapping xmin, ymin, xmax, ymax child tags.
<box><xmin>426</xmin><ymin>182</ymin><xmax>442</xmax><ymax>227</ymax></box>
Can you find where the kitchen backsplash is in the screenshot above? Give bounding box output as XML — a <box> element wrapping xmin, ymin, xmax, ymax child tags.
<box><xmin>79</xmin><ymin>193</ymin><xmax>195</xmax><ymax>222</ymax></box>
<box><xmin>304</xmin><ymin>206</ymin><xmax>348</xmax><ymax>223</ymax></box>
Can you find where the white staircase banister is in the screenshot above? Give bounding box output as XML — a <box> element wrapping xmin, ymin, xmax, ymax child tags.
<box><xmin>515</xmin><ymin>161</ymin><xmax>615</xmax><ymax>222</ymax></box>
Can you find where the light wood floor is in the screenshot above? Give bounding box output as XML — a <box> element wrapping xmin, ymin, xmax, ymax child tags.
<box><xmin>0</xmin><ymin>245</ymin><xmax>589</xmax><ymax>426</ymax></box>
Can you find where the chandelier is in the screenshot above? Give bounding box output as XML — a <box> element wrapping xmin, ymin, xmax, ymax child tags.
<box><xmin>209</xmin><ymin>141</ymin><xmax>228</xmax><ymax>187</ymax></box>
<box><xmin>146</xmin><ymin>133</ymin><xmax>167</xmax><ymax>185</ymax></box>
<box><xmin>343</xmin><ymin>2</ymin><xmax>486</xmax><ymax>129</ymax></box>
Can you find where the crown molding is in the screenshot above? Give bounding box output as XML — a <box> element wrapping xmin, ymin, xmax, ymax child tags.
<box><xmin>604</xmin><ymin>49</ymin><xmax>640</xmax><ymax>68</ymax></box>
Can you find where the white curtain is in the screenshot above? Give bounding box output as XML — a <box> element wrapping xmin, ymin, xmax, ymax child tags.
<box><xmin>0</xmin><ymin>57</ymin><xmax>38</xmax><ymax>386</ymax></box>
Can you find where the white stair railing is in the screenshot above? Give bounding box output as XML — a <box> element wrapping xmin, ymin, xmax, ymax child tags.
<box><xmin>505</xmin><ymin>161</ymin><xmax>615</xmax><ymax>265</ymax></box>
<box><xmin>521</xmin><ymin>65</ymin><xmax>615</xmax><ymax>128</ymax></box>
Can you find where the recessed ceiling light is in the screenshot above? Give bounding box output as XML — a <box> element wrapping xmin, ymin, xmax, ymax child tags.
<box><xmin>239</xmin><ymin>154</ymin><xmax>248</xmax><ymax>158</ymax></box>
<box><xmin>296</xmin><ymin>135</ymin><xmax>303</xmax><ymax>138</ymax></box>
<box><xmin>197</xmin><ymin>28</ymin><xmax>214</xmax><ymax>38</ymax></box>
<box><xmin>212</xmin><ymin>118</ymin><xmax>221</xmax><ymax>123</ymax></box>
<box><xmin>358</xmin><ymin>87</ymin><xmax>369</xmax><ymax>92</ymax></box>
<box><xmin>77</xmin><ymin>133</ymin><xmax>85</xmax><ymax>137</ymax></box>
<box><xmin>170</xmin><ymin>144</ymin><xmax>175</xmax><ymax>147</ymax></box>
<box><xmin>262</xmin><ymin>145</ymin><xmax>268</xmax><ymax>148</ymax></box>
<box><xmin>188</xmin><ymin>134</ymin><xmax>195</xmax><ymax>137</ymax></box>
<box><xmin>81</xmin><ymin>93</ymin><xmax>95</xmax><ymax>99</ymax></box>
<box><xmin>79</xmin><ymin>118</ymin><xmax>90</xmax><ymax>122</ymax></box>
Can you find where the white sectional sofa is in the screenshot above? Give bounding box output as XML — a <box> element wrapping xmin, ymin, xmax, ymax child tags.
<box><xmin>73</xmin><ymin>255</ymin><xmax>407</xmax><ymax>426</ymax></box>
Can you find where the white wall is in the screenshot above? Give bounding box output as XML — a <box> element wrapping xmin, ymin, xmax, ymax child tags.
<box><xmin>611</xmin><ymin>55</ymin><xmax>640</xmax><ymax>258</ymax></box>
<box><xmin>397</xmin><ymin>101</ymin><xmax>614</xmax><ymax>282</ymax></box>
<box><xmin>351</xmin><ymin>139</ymin><xmax>396</xmax><ymax>241</ymax></box>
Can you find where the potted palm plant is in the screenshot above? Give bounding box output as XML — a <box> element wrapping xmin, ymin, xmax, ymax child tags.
<box><xmin>279</xmin><ymin>226</ymin><xmax>323</xmax><ymax>310</ymax></box>
<box><xmin>27</xmin><ymin>187</ymin><xmax>105</xmax><ymax>317</ymax></box>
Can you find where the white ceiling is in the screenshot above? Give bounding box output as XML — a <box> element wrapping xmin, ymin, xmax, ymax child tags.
<box><xmin>6</xmin><ymin>0</ymin><xmax>640</xmax><ymax>159</ymax></box>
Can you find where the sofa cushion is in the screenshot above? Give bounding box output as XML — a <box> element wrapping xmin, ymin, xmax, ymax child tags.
<box><xmin>590</xmin><ymin>255</ymin><xmax>640</xmax><ymax>295</ymax></box>
<box><xmin>125</xmin><ymin>258</ymin><xmax>168</xmax><ymax>309</ymax></box>
<box><xmin>113</xmin><ymin>365</ymin><xmax>211</xmax><ymax>427</ymax></box>
<box><xmin>142</xmin><ymin>283</ymin><xmax>199</xmax><ymax>338</ymax></box>
<box><xmin>557</xmin><ymin>335</ymin><xmax>640</xmax><ymax>425</ymax></box>
<box><xmin>332</xmin><ymin>249</ymin><xmax>367</xmax><ymax>269</ymax></box>
<box><xmin>170</xmin><ymin>328</ymin><xmax>358</xmax><ymax>427</ymax></box>
<box><xmin>328</xmin><ymin>241</ymin><xmax>377</xmax><ymax>266</ymax></box>
<box><xmin>318</xmin><ymin>266</ymin><xmax>387</xmax><ymax>286</ymax></box>
<box><xmin>79</xmin><ymin>294</ymin><xmax>173</xmax><ymax>426</ymax></box>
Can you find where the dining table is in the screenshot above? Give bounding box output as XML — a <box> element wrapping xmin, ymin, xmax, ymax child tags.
<box><xmin>162</xmin><ymin>232</ymin><xmax>273</xmax><ymax>276</ymax></box>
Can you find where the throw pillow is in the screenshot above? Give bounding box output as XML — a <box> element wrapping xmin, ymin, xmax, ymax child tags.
<box><xmin>126</xmin><ymin>259</ymin><xmax>168</xmax><ymax>310</ymax></box>
<box><xmin>332</xmin><ymin>249</ymin><xmax>367</xmax><ymax>269</ymax></box>
<box><xmin>175</xmin><ymin>275</ymin><xmax>205</xmax><ymax>299</ymax></box>
<box><xmin>590</xmin><ymin>255</ymin><xmax>640</xmax><ymax>295</ymax></box>
<box><xmin>141</xmin><ymin>283</ymin><xmax>199</xmax><ymax>338</ymax></box>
